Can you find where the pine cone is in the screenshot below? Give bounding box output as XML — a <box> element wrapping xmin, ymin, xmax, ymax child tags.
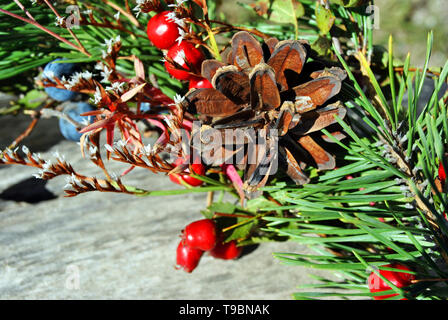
<box><xmin>182</xmin><ymin>31</ymin><xmax>347</xmax><ymax>198</ymax></box>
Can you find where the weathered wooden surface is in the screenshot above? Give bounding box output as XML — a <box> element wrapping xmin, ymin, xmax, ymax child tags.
<box><xmin>0</xmin><ymin>97</ymin><xmax>336</xmax><ymax>300</ymax></box>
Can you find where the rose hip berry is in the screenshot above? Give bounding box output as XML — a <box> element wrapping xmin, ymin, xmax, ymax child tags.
<box><xmin>368</xmin><ymin>263</ymin><xmax>415</xmax><ymax>300</ymax></box>
<box><xmin>164</xmin><ymin>41</ymin><xmax>204</xmax><ymax>80</ymax></box>
<box><xmin>146</xmin><ymin>11</ymin><xmax>180</xmax><ymax>50</ymax></box>
<box><xmin>183</xmin><ymin>219</ymin><xmax>217</xmax><ymax>251</ymax></box>
<box><xmin>169</xmin><ymin>157</ymin><xmax>206</xmax><ymax>187</ymax></box>
<box><xmin>176</xmin><ymin>240</ymin><xmax>204</xmax><ymax>273</ymax></box>
<box><xmin>189</xmin><ymin>77</ymin><xmax>213</xmax><ymax>90</ymax></box>
<box><xmin>439</xmin><ymin>161</ymin><xmax>446</xmax><ymax>184</ymax></box>
<box><xmin>210</xmin><ymin>239</ymin><xmax>242</xmax><ymax>260</ymax></box>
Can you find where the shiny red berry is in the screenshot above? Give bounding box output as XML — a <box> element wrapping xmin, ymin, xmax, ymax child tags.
<box><xmin>183</xmin><ymin>219</ymin><xmax>217</xmax><ymax>251</ymax></box>
<box><xmin>176</xmin><ymin>240</ymin><xmax>204</xmax><ymax>273</ymax></box>
<box><xmin>189</xmin><ymin>77</ymin><xmax>213</xmax><ymax>90</ymax></box>
<box><xmin>146</xmin><ymin>11</ymin><xmax>180</xmax><ymax>50</ymax></box>
<box><xmin>169</xmin><ymin>157</ymin><xmax>206</xmax><ymax>187</ymax></box>
<box><xmin>368</xmin><ymin>263</ymin><xmax>415</xmax><ymax>300</ymax></box>
<box><xmin>439</xmin><ymin>161</ymin><xmax>446</xmax><ymax>184</ymax></box>
<box><xmin>210</xmin><ymin>239</ymin><xmax>242</xmax><ymax>260</ymax></box>
<box><xmin>164</xmin><ymin>41</ymin><xmax>204</xmax><ymax>80</ymax></box>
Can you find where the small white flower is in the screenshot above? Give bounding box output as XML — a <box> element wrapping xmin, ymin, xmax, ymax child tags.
<box><xmin>55</xmin><ymin>16</ymin><xmax>65</xmax><ymax>26</ymax></box>
<box><xmin>33</xmin><ymin>170</ymin><xmax>44</xmax><ymax>179</ymax></box>
<box><xmin>82</xmin><ymin>71</ymin><xmax>92</xmax><ymax>80</ymax></box>
<box><xmin>4</xmin><ymin>148</ymin><xmax>13</xmax><ymax>157</ymax></box>
<box><xmin>31</xmin><ymin>153</ymin><xmax>42</xmax><ymax>162</ymax></box>
<box><xmin>95</xmin><ymin>62</ymin><xmax>105</xmax><ymax>71</ymax></box>
<box><xmin>106</xmin><ymin>81</ymin><xmax>126</xmax><ymax>93</ymax></box>
<box><xmin>83</xmin><ymin>9</ymin><xmax>92</xmax><ymax>15</ymax></box>
<box><xmin>176</xmin><ymin>28</ymin><xmax>186</xmax><ymax>45</ymax></box>
<box><xmin>133</xmin><ymin>0</ymin><xmax>146</xmax><ymax>17</ymax></box>
<box><xmin>168</xmin><ymin>0</ymin><xmax>188</xmax><ymax>8</ymax></box>
<box><xmin>42</xmin><ymin>159</ymin><xmax>53</xmax><ymax>171</ymax></box>
<box><xmin>165</xmin><ymin>11</ymin><xmax>177</xmax><ymax>22</ymax></box>
<box><xmin>21</xmin><ymin>145</ymin><xmax>30</xmax><ymax>155</ymax></box>
<box><xmin>92</xmin><ymin>87</ymin><xmax>102</xmax><ymax>104</ymax></box>
<box><xmin>173</xmin><ymin>94</ymin><xmax>185</xmax><ymax>105</ymax></box>
<box><xmin>65</xmin><ymin>72</ymin><xmax>83</xmax><ymax>89</ymax></box>
<box><xmin>43</xmin><ymin>70</ymin><xmax>55</xmax><ymax>80</ymax></box>
<box><xmin>100</xmin><ymin>66</ymin><xmax>113</xmax><ymax>83</ymax></box>
<box><xmin>142</xmin><ymin>144</ymin><xmax>152</xmax><ymax>156</ymax></box>
<box><xmin>113</xmin><ymin>11</ymin><xmax>120</xmax><ymax>20</ymax></box>
<box><xmin>52</xmin><ymin>150</ymin><xmax>65</xmax><ymax>162</ymax></box>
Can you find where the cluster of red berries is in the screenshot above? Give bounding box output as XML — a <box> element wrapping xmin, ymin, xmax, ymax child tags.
<box><xmin>146</xmin><ymin>11</ymin><xmax>213</xmax><ymax>89</ymax></box>
<box><xmin>176</xmin><ymin>219</ymin><xmax>242</xmax><ymax>273</ymax></box>
<box><xmin>368</xmin><ymin>263</ymin><xmax>415</xmax><ymax>300</ymax></box>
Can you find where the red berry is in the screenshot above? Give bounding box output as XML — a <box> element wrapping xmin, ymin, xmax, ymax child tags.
<box><xmin>169</xmin><ymin>157</ymin><xmax>206</xmax><ymax>187</ymax></box>
<box><xmin>439</xmin><ymin>161</ymin><xmax>446</xmax><ymax>184</ymax></box>
<box><xmin>183</xmin><ymin>219</ymin><xmax>217</xmax><ymax>251</ymax></box>
<box><xmin>210</xmin><ymin>239</ymin><xmax>242</xmax><ymax>260</ymax></box>
<box><xmin>189</xmin><ymin>77</ymin><xmax>213</xmax><ymax>90</ymax></box>
<box><xmin>146</xmin><ymin>11</ymin><xmax>180</xmax><ymax>50</ymax></box>
<box><xmin>164</xmin><ymin>41</ymin><xmax>204</xmax><ymax>80</ymax></box>
<box><xmin>176</xmin><ymin>240</ymin><xmax>204</xmax><ymax>273</ymax></box>
<box><xmin>368</xmin><ymin>263</ymin><xmax>415</xmax><ymax>300</ymax></box>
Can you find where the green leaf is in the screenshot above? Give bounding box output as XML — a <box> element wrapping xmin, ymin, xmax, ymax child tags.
<box><xmin>315</xmin><ymin>2</ymin><xmax>335</xmax><ymax>35</ymax></box>
<box><xmin>329</xmin><ymin>0</ymin><xmax>368</xmax><ymax>7</ymax></box>
<box><xmin>17</xmin><ymin>89</ymin><xmax>47</xmax><ymax>109</ymax></box>
<box><xmin>225</xmin><ymin>218</ymin><xmax>257</xmax><ymax>242</ymax></box>
<box><xmin>251</xmin><ymin>0</ymin><xmax>304</xmax><ymax>25</ymax></box>
<box><xmin>207</xmin><ymin>202</ymin><xmax>236</xmax><ymax>214</ymax></box>
<box><xmin>311</xmin><ymin>36</ymin><xmax>332</xmax><ymax>56</ymax></box>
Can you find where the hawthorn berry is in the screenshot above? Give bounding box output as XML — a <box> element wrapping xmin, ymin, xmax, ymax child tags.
<box><xmin>439</xmin><ymin>161</ymin><xmax>446</xmax><ymax>184</ymax></box>
<box><xmin>367</xmin><ymin>263</ymin><xmax>415</xmax><ymax>300</ymax></box>
<box><xmin>169</xmin><ymin>157</ymin><xmax>206</xmax><ymax>187</ymax></box>
<box><xmin>146</xmin><ymin>11</ymin><xmax>181</xmax><ymax>50</ymax></box>
<box><xmin>176</xmin><ymin>240</ymin><xmax>204</xmax><ymax>273</ymax></box>
<box><xmin>210</xmin><ymin>239</ymin><xmax>242</xmax><ymax>260</ymax></box>
<box><xmin>43</xmin><ymin>59</ymin><xmax>80</xmax><ymax>101</ymax></box>
<box><xmin>183</xmin><ymin>219</ymin><xmax>217</xmax><ymax>251</ymax></box>
<box><xmin>189</xmin><ymin>77</ymin><xmax>213</xmax><ymax>90</ymax></box>
<box><xmin>58</xmin><ymin>102</ymin><xmax>95</xmax><ymax>141</ymax></box>
<box><xmin>164</xmin><ymin>41</ymin><xmax>204</xmax><ymax>80</ymax></box>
